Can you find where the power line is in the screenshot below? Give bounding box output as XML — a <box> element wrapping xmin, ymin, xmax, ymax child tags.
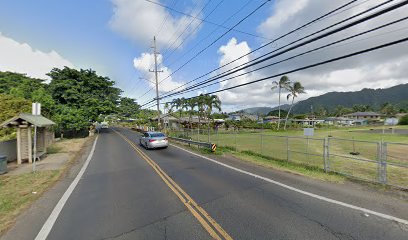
<box><xmin>168</xmin><ymin>0</ymin><xmax>402</xmax><ymax>98</ymax></box>
<box><xmin>137</xmin><ymin>0</ymin><xmax>271</xmax><ymax>100</ymax></box>
<box><xmin>165</xmin><ymin>0</ymin><xmax>252</xmax><ymax>68</ymax></box>
<box><xmin>164</xmin><ymin>0</ymin><xmax>225</xmax><ymax>61</ymax></box>
<box><xmin>154</xmin><ymin>0</ymin><xmax>178</xmax><ymax>36</ymax></box>
<box><xmin>145</xmin><ymin>0</ymin><xmax>271</xmax><ymax>41</ymax></box>
<box><xmin>147</xmin><ymin>37</ymin><xmax>408</xmax><ymax>107</ymax></box>
<box><xmin>161</xmin><ymin>0</ymin><xmax>213</xmax><ymax>58</ymax></box>
<box><xmin>158</xmin><ymin>17</ymin><xmax>408</xmax><ymax>99</ymax></box>
<box><xmin>205</xmin><ymin>37</ymin><xmax>408</xmax><ymax>96</ymax></box>
<box><xmin>158</xmin><ymin>0</ymin><xmax>271</xmax><ymax>82</ymax></box>
<box><xmin>157</xmin><ymin>0</ymin><xmax>362</xmax><ymax>98</ymax></box>
<box><xmin>141</xmin><ymin>0</ymin><xmax>408</xmax><ymax>106</ymax></box>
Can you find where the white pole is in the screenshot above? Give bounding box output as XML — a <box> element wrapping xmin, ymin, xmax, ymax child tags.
<box><xmin>33</xmin><ymin>125</ymin><xmax>37</xmax><ymax>172</ymax></box>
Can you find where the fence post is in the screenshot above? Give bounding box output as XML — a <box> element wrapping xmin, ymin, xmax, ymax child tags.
<box><xmin>260</xmin><ymin>134</ymin><xmax>263</xmax><ymax>155</ymax></box>
<box><xmin>235</xmin><ymin>130</ymin><xmax>238</xmax><ymax>151</ymax></box>
<box><xmin>217</xmin><ymin>128</ymin><xmax>220</xmax><ymax>145</ymax></box>
<box><xmin>378</xmin><ymin>142</ymin><xmax>387</xmax><ymax>184</ymax></box>
<box><xmin>286</xmin><ymin>136</ymin><xmax>290</xmax><ymax>162</ymax></box>
<box><xmin>324</xmin><ymin>138</ymin><xmax>330</xmax><ymax>172</ymax></box>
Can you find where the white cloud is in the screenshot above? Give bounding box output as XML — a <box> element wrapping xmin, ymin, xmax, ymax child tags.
<box><xmin>216</xmin><ymin>38</ymin><xmax>275</xmax><ymax>108</ymax></box>
<box><xmin>258</xmin><ymin>0</ymin><xmax>309</xmax><ymax>34</ymax></box>
<box><xmin>133</xmin><ymin>52</ymin><xmax>184</xmax><ymax>92</ymax></box>
<box><xmin>214</xmin><ymin>0</ymin><xmax>408</xmax><ymax>109</ymax></box>
<box><xmin>109</xmin><ymin>0</ymin><xmax>202</xmax><ymax>49</ymax></box>
<box><xmin>0</xmin><ymin>33</ymin><xmax>74</xmax><ymax>79</ymax></box>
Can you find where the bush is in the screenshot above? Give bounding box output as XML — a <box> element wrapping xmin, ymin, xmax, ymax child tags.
<box><xmin>399</xmin><ymin>114</ymin><xmax>408</xmax><ymax>125</ymax></box>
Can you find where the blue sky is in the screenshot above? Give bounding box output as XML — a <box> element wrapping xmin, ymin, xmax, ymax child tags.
<box><xmin>1</xmin><ymin>0</ymin><xmax>408</xmax><ymax>111</ymax></box>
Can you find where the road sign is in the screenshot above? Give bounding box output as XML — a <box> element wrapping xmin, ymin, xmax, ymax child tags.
<box><xmin>211</xmin><ymin>144</ymin><xmax>217</xmax><ymax>152</ymax></box>
<box><xmin>303</xmin><ymin>128</ymin><xmax>314</xmax><ymax>137</ymax></box>
<box><xmin>32</xmin><ymin>102</ymin><xmax>41</xmax><ymax>115</ymax></box>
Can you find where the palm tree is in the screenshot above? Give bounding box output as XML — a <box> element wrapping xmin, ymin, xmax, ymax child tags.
<box><xmin>284</xmin><ymin>81</ymin><xmax>305</xmax><ymax>130</ymax></box>
<box><xmin>186</xmin><ymin>98</ymin><xmax>197</xmax><ymax>129</ymax></box>
<box><xmin>196</xmin><ymin>94</ymin><xmax>206</xmax><ymax>127</ymax></box>
<box><xmin>205</xmin><ymin>95</ymin><xmax>221</xmax><ymax>140</ymax></box>
<box><xmin>271</xmin><ymin>75</ymin><xmax>291</xmax><ymax>130</ymax></box>
<box><xmin>171</xmin><ymin>98</ymin><xmax>183</xmax><ymax>119</ymax></box>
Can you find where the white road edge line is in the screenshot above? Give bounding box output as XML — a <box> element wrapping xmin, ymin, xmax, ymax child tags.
<box><xmin>170</xmin><ymin>143</ymin><xmax>408</xmax><ymax>225</ymax></box>
<box><xmin>35</xmin><ymin>135</ymin><xmax>99</xmax><ymax>240</ymax></box>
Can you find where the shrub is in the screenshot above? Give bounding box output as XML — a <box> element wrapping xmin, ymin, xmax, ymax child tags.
<box><xmin>399</xmin><ymin>114</ymin><xmax>408</xmax><ymax>125</ymax></box>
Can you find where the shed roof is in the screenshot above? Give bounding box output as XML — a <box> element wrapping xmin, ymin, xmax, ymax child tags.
<box><xmin>345</xmin><ymin>112</ymin><xmax>382</xmax><ymax>116</ymax></box>
<box><xmin>1</xmin><ymin>113</ymin><xmax>55</xmax><ymax>128</ymax></box>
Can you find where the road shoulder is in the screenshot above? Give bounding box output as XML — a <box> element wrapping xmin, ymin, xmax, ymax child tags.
<box><xmin>0</xmin><ymin>137</ymin><xmax>95</xmax><ymax>240</ymax></box>
<box><xmin>169</xmin><ymin>141</ymin><xmax>408</xmax><ymax>222</ymax></box>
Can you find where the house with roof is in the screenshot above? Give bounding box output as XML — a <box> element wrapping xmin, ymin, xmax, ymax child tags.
<box><xmin>227</xmin><ymin>113</ymin><xmax>258</xmax><ymax>122</ymax></box>
<box><xmin>343</xmin><ymin>112</ymin><xmax>383</xmax><ymax>120</ymax></box>
<box><xmin>263</xmin><ymin>116</ymin><xmax>281</xmax><ymax>123</ymax></box>
<box><xmin>324</xmin><ymin>117</ymin><xmax>354</xmax><ymax>126</ymax></box>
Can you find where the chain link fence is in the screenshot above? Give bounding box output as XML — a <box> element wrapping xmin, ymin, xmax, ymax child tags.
<box><xmin>167</xmin><ymin>128</ymin><xmax>407</xmax><ymax>189</ymax></box>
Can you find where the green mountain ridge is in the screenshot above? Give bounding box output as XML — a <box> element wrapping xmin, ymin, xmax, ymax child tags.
<box><xmin>239</xmin><ymin>84</ymin><xmax>408</xmax><ymax>115</ymax></box>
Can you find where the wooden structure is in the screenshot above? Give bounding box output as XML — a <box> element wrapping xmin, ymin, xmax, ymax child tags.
<box><xmin>1</xmin><ymin>113</ymin><xmax>55</xmax><ymax>164</ymax></box>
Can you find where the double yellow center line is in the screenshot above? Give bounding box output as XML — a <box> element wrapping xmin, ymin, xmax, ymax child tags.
<box><xmin>114</xmin><ymin>130</ymin><xmax>233</xmax><ymax>240</ymax></box>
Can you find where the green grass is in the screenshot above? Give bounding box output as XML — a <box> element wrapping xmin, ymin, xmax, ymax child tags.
<box><xmin>0</xmin><ymin>170</ymin><xmax>62</xmax><ymax>235</ymax></box>
<box><xmin>171</xmin><ymin>141</ymin><xmax>345</xmax><ymax>183</ymax></box>
<box><xmin>231</xmin><ymin>150</ymin><xmax>345</xmax><ymax>183</ymax></box>
<box><xmin>169</xmin><ymin>126</ymin><xmax>408</xmax><ymax>188</ymax></box>
<box><xmin>46</xmin><ymin>145</ymin><xmax>63</xmax><ymax>154</ymax></box>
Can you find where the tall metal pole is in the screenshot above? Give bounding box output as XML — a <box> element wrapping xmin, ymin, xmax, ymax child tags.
<box><xmin>33</xmin><ymin>125</ymin><xmax>37</xmax><ymax>172</ymax></box>
<box><xmin>153</xmin><ymin>37</ymin><xmax>160</xmax><ymax>129</ymax></box>
<box><xmin>150</xmin><ymin>36</ymin><xmax>163</xmax><ymax>130</ymax></box>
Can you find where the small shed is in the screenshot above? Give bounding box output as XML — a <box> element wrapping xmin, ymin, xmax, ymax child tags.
<box><xmin>1</xmin><ymin>113</ymin><xmax>55</xmax><ymax>164</ymax></box>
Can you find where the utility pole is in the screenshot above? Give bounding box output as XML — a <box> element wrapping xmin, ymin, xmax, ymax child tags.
<box><xmin>149</xmin><ymin>36</ymin><xmax>163</xmax><ymax>130</ymax></box>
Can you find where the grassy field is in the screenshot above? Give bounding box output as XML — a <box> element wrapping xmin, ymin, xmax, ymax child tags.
<box><xmin>169</xmin><ymin>126</ymin><xmax>408</xmax><ymax>188</ymax></box>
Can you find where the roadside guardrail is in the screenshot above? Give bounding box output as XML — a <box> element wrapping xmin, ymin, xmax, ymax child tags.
<box><xmin>168</xmin><ymin>136</ymin><xmax>217</xmax><ymax>152</ymax></box>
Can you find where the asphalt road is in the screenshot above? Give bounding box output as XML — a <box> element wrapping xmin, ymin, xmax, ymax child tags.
<box><xmin>43</xmin><ymin>128</ymin><xmax>407</xmax><ymax>240</ymax></box>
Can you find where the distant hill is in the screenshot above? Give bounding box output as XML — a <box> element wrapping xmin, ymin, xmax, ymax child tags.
<box><xmin>237</xmin><ymin>84</ymin><xmax>408</xmax><ymax>115</ymax></box>
<box><xmin>240</xmin><ymin>105</ymin><xmax>290</xmax><ymax>115</ymax></box>
<box><xmin>292</xmin><ymin>84</ymin><xmax>408</xmax><ymax>114</ymax></box>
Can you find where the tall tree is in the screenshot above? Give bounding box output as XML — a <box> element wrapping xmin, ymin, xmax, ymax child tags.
<box><xmin>117</xmin><ymin>97</ymin><xmax>140</xmax><ymax>118</ymax></box>
<box><xmin>47</xmin><ymin>67</ymin><xmax>122</xmax><ymax>124</ymax></box>
<box><xmin>196</xmin><ymin>94</ymin><xmax>206</xmax><ymax>127</ymax></box>
<box><xmin>0</xmin><ymin>94</ymin><xmax>32</xmax><ymax>140</ymax></box>
<box><xmin>284</xmin><ymin>82</ymin><xmax>306</xmax><ymax>130</ymax></box>
<box><xmin>204</xmin><ymin>95</ymin><xmax>221</xmax><ymax>135</ymax></box>
<box><xmin>186</xmin><ymin>98</ymin><xmax>197</xmax><ymax>128</ymax></box>
<box><xmin>0</xmin><ymin>72</ymin><xmax>44</xmax><ymax>99</ymax></box>
<box><xmin>380</xmin><ymin>102</ymin><xmax>397</xmax><ymax>116</ymax></box>
<box><xmin>271</xmin><ymin>75</ymin><xmax>291</xmax><ymax>130</ymax></box>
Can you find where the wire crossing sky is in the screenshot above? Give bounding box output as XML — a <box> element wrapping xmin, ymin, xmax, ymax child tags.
<box><xmin>1</xmin><ymin>0</ymin><xmax>408</xmax><ymax>111</ymax></box>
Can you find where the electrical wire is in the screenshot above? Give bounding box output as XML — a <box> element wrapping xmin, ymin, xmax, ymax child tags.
<box><xmin>155</xmin><ymin>0</ymin><xmax>402</xmax><ymax>101</ymax></box>
<box><xmin>157</xmin><ymin>0</ymin><xmax>362</xmax><ymax>98</ymax></box>
<box><xmin>141</xmin><ymin>1</ymin><xmax>408</xmax><ymax>107</ymax></box>
<box><xmin>164</xmin><ymin>0</ymin><xmax>225</xmax><ymax>61</ymax></box>
<box><xmin>137</xmin><ymin>0</ymin><xmax>271</xmax><ymax>100</ymax></box>
<box><xmin>144</xmin><ymin>36</ymin><xmax>408</xmax><ymax>108</ymax></box>
<box><xmin>160</xmin><ymin>0</ymin><xmax>212</xmax><ymax>57</ymax></box>
<box><xmin>145</xmin><ymin>0</ymin><xmax>271</xmax><ymax>41</ymax></box>
<box><xmin>164</xmin><ymin>0</ymin><xmax>253</xmax><ymax>70</ymax></box>
<box><xmin>156</xmin><ymin>17</ymin><xmax>408</xmax><ymax>99</ymax></box>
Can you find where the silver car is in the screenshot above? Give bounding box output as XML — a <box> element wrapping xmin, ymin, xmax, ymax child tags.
<box><xmin>140</xmin><ymin>132</ymin><xmax>168</xmax><ymax>149</ymax></box>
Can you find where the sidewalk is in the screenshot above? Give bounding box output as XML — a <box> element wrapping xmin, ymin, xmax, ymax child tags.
<box><xmin>0</xmin><ymin>137</ymin><xmax>91</xmax><ymax>237</ymax></box>
<box><xmin>4</xmin><ymin>138</ymin><xmax>87</xmax><ymax>176</ymax></box>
